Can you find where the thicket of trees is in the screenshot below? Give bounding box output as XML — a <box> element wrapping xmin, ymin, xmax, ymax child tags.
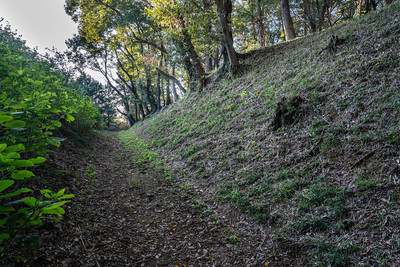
<box><xmin>64</xmin><ymin>0</ymin><xmax>391</xmax><ymax>125</ymax></box>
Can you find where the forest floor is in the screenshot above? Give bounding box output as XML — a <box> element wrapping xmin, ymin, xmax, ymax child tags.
<box><xmin>14</xmin><ymin>132</ymin><xmax>306</xmax><ymax>267</ymax></box>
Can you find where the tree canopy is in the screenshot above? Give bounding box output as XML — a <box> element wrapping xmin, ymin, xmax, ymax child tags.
<box><xmin>64</xmin><ymin>0</ymin><xmax>390</xmax><ymax>125</ymax></box>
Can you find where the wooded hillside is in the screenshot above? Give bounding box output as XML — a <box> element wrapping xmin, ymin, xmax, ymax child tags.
<box><xmin>64</xmin><ymin>0</ymin><xmax>392</xmax><ymax>126</ymax></box>
<box><xmin>122</xmin><ymin>2</ymin><xmax>400</xmax><ymax>265</ymax></box>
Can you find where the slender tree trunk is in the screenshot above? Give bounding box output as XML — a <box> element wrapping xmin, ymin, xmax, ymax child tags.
<box><xmin>215</xmin><ymin>0</ymin><xmax>240</xmax><ymax>74</ymax></box>
<box><xmin>221</xmin><ymin>42</ymin><xmax>229</xmax><ymax>72</ymax></box>
<box><xmin>281</xmin><ymin>0</ymin><xmax>296</xmax><ymax>40</ymax></box>
<box><xmin>358</xmin><ymin>0</ymin><xmax>364</xmax><ymax>16</ymax></box>
<box><xmin>171</xmin><ymin>66</ymin><xmax>179</xmax><ymax>101</ymax></box>
<box><xmin>138</xmin><ymin>104</ymin><xmax>146</xmax><ymax>120</ymax></box>
<box><xmin>156</xmin><ymin>71</ymin><xmax>161</xmax><ymax>111</ymax></box>
<box><xmin>143</xmin><ymin>102</ymin><xmax>150</xmax><ymax>115</ymax></box>
<box><xmin>127</xmin><ymin>116</ymin><xmax>135</xmax><ymax>127</ymax></box>
<box><xmin>166</xmin><ymin>78</ymin><xmax>171</xmax><ymax>106</ymax></box>
<box><xmin>145</xmin><ymin>69</ymin><xmax>157</xmax><ymax>113</ymax></box>
<box><xmin>161</xmin><ymin>78</ymin><xmax>165</xmax><ymax>107</ymax></box>
<box><xmin>303</xmin><ymin>0</ymin><xmax>317</xmax><ymax>32</ymax></box>
<box><xmin>157</xmin><ymin>66</ymin><xmax>181</xmax><ymax>100</ymax></box>
<box><xmin>214</xmin><ymin>47</ymin><xmax>220</xmax><ymax>69</ymax></box>
<box><xmin>205</xmin><ymin>49</ymin><xmax>213</xmax><ymax>72</ymax></box>
<box><xmin>134</xmin><ymin>103</ymin><xmax>138</xmax><ymax>121</ymax></box>
<box><xmin>116</xmin><ymin>59</ymin><xmax>146</xmax><ymax>120</ymax></box>
<box><xmin>123</xmin><ymin>102</ymin><xmax>135</xmax><ymax>127</ymax></box>
<box><xmin>156</xmin><ymin>67</ymin><xmax>186</xmax><ymax>95</ymax></box>
<box><xmin>157</xmin><ymin>55</ymin><xmax>163</xmax><ymax>111</ymax></box>
<box><xmin>256</xmin><ymin>0</ymin><xmax>266</xmax><ymax>47</ymax></box>
<box><xmin>316</xmin><ymin>0</ymin><xmax>329</xmax><ymax>31</ymax></box>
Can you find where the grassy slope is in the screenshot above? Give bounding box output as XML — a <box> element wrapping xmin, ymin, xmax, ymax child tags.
<box><xmin>121</xmin><ymin>4</ymin><xmax>400</xmax><ymax>266</ymax></box>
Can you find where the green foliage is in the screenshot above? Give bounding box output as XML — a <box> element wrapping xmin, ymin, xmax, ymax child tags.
<box><xmin>0</xmin><ymin>24</ymin><xmax>100</xmax><ymax>262</ymax></box>
<box><xmin>85</xmin><ymin>164</ymin><xmax>97</xmax><ymax>180</ymax></box>
<box><xmin>308</xmin><ymin>238</ymin><xmax>358</xmax><ymax>267</ymax></box>
<box><xmin>0</xmin><ymin>143</ymin><xmax>74</xmax><ymax>257</ymax></box>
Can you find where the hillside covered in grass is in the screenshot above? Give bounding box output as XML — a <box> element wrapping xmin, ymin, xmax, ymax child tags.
<box><xmin>120</xmin><ymin>3</ymin><xmax>400</xmax><ymax>266</ymax></box>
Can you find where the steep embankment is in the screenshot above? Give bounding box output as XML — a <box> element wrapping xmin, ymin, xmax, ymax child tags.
<box><xmin>123</xmin><ymin>4</ymin><xmax>400</xmax><ymax>266</ymax></box>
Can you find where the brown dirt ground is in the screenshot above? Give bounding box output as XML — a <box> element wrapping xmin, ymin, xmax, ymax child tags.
<box><xmin>6</xmin><ymin>133</ymin><xmax>308</xmax><ymax>267</ymax></box>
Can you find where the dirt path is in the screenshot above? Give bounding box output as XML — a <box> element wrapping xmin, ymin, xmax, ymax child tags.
<box><xmin>14</xmin><ymin>133</ymin><xmax>303</xmax><ymax>266</ymax></box>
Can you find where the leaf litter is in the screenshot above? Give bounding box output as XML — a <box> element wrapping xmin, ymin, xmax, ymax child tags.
<box><xmin>9</xmin><ymin>133</ymin><xmax>303</xmax><ymax>266</ymax></box>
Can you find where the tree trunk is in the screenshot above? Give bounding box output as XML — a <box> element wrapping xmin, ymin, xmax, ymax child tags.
<box><xmin>205</xmin><ymin>49</ymin><xmax>213</xmax><ymax>72</ymax></box>
<box><xmin>134</xmin><ymin>103</ymin><xmax>139</xmax><ymax>121</ymax></box>
<box><xmin>221</xmin><ymin>42</ymin><xmax>229</xmax><ymax>72</ymax></box>
<box><xmin>281</xmin><ymin>0</ymin><xmax>296</xmax><ymax>40</ymax></box>
<box><xmin>171</xmin><ymin>66</ymin><xmax>179</xmax><ymax>101</ymax></box>
<box><xmin>156</xmin><ymin>70</ymin><xmax>161</xmax><ymax>111</ymax></box>
<box><xmin>138</xmin><ymin>104</ymin><xmax>146</xmax><ymax>120</ymax></box>
<box><xmin>303</xmin><ymin>0</ymin><xmax>317</xmax><ymax>33</ymax></box>
<box><xmin>256</xmin><ymin>0</ymin><xmax>266</xmax><ymax>47</ymax></box>
<box><xmin>215</xmin><ymin>0</ymin><xmax>240</xmax><ymax>74</ymax></box>
<box><xmin>123</xmin><ymin>103</ymin><xmax>135</xmax><ymax>127</ymax></box>
<box><xmin>162</xmin><ymin>78</ymin><xmax>165</xmax><ymax>107</ymax></box>
<box><xmin>214</xmin><ymin>47</ymin><xmax>220</xmax><ymax>70</ymax></box>
<box><xmin>145</xmin><ymin>69</ymin><xmax>157</xmax><ymax>113</ymax></box>
<box><xmin>143</xmin><ymin>102</ymin><xmax>150</xmax><ymax>115</ymax></box>
<box><xmin>157</xmin><ymin>55</ymin><xmax>163</xmax><ymax>111</ymax></box>
<box><xmin>166</xmin><ymin>78</ymin><xmax>171</xmax><ymax>106</ymax></box>
<box><xmin>174</xmin><ymin>38</ymin><xmax>204</xmax><ymax>91</ymax></box>
<box><xmin>182</xmin><ymin>28</ymin><xmax>205</xmax><ymax>82</ymax></box>
<box><xmin>358</xmin><ymin>0</ymin><xmax>364</xmax><ymax>15</ymax></box>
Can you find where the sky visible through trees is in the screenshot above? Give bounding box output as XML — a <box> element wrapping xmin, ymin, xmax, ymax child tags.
<box><xmin>0</xmin><ymin>0</ymin><xmax>77</xmax><ymax>54</ymax></box>
<box><xmin>0</xmin><ymin>0</ymin><xmax>391</xmax><ymax>126</ymax></box>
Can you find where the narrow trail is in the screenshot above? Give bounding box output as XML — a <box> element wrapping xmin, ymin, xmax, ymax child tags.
<box><xmin>19</xmin><ymin>133</ymin><xmax>303</xmax><ymax>266</ymax></box>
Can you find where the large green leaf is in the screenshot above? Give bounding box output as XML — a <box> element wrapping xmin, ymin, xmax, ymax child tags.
<box><xmin>5</xmin><ymin>152</ymin><xmax>21</xmax><ymax>159</ymax></box>
<box><xmin>59</xmin><ymin>194</ymin><xmax>75</xmax><ymax>199</ymax></box>
<box><xmin>40</xmin><ymin>189</ymin><xmax>52</xmax><ymax>198</ymax></box>
<box><xmin>22</xmin><ymin>197</ymin><xmax>37</xmax><ymax>208</ymax></box>
<box><xmin>43</xmin><ymin>201</ymin><xmax>70</xmax><ymax>211</ymax></box>
<box><xmin>4</xmin><ymin>144</ymin><xmax>25</xmax><ymax>153</ymax></box>
<box><xmin>65</xmin><ymin>114</ymin><xmax>75</xmax><ymax>122</ymax></box>
<box><xmin>42</xmin><ymin>206</ymin><xmax>65</xmax><ymax>216</ymax></box>
<box><xmin>55</xmin><ymin>188</ymin><xmax>65</xmax><ymax>197</ymax></box>
<box><xmin>32</xmin><ymin>157</ymin><xmax>46</xmax><ymax>164</ymax></box>
<box><xmin>0</xmin><ymin>205</ymin><xmax>15</xmax><ymax>212</ymax></box>
<box><xmin>3</xmin><ymin>120</ymin><xmax>26</xmax><ymax>128</ymax></box>
<box><xmin>12</xmin><ymin>160</ymin><xmax>34</xmax><ymax>168</ymax></box>
<box><xmin>11</xmin><ymin>170</ymin><xmax>35</xmax><ymax>180</ymax></box>
<box><xmin>0</xmin><ymin>188</ymin><xmax>32</xmax><ymax>200</ymax></box>
<box><xmin>0</xmin><ymin>144</ymin><xmax>7</xmax><ymax>153</ymax></box>
<box><xmin>0</xmin><ymin>180</ymin><xmax>14</xmax><ymax>193</ymax></box>
<box><xmin>0</xmin><ymin>115</ymin><xmax>13</xmax><ymax>124</ymax></box>
<box><xmin>10</xmin><ymin>103</ymin><xmax>27</xmax><ymax>109</ymax></box>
